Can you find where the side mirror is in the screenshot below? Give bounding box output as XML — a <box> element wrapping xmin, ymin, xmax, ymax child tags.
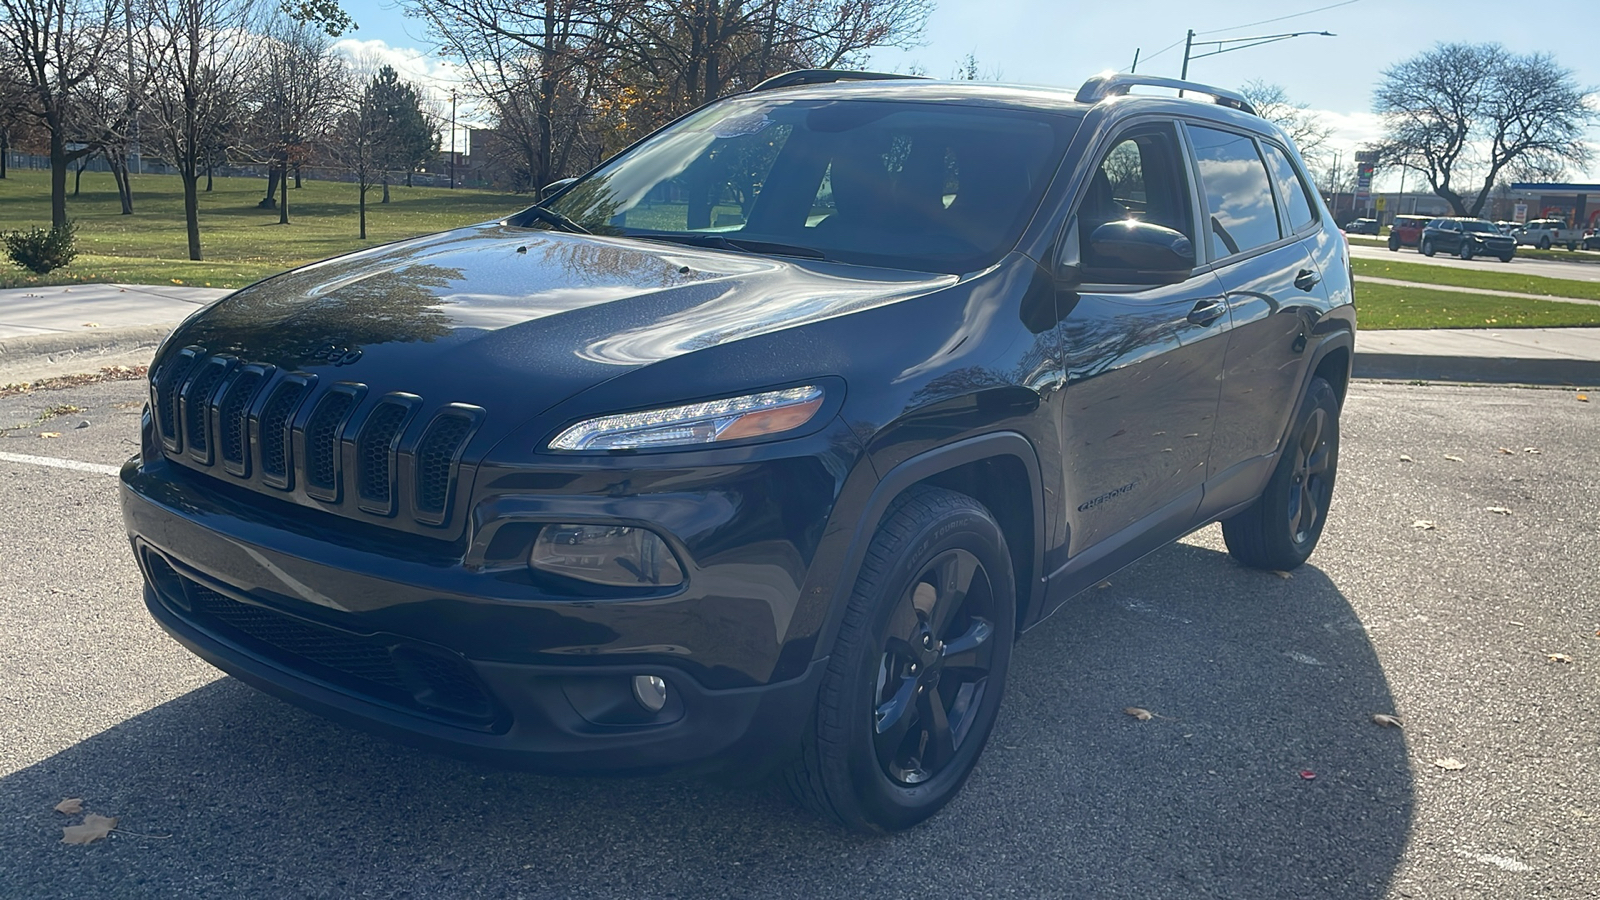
<box><xmin>541</xmin><ymin>177</ymin><xmax>578</xmax><ymax>201</ymax></box>
<box><xmin>1084</xmin><ymin>220</ymin><xmax>1195</xmax><ymax>285</ymax></box>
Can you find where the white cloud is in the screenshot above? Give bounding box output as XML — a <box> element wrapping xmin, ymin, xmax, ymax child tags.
<box><xmin>330</xmin><ymin>38</ymin><xmax>483</xmax><ymax>151</ymax></box>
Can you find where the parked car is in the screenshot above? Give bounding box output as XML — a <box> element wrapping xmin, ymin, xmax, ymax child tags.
<box><xmin>1420</xmin><ymin>217</ymin><xmax>1516</xmax><ymax>261</ymax></box>
<box><xmin>1513</xmin><ymin>218</ymin><xmax>1586</xmax><ymax>250</ymax></box>
<box><xmin>1388</xmin><ymin>214</ymin><xmax>1432</xmax><ymax>251</ymax></box>
<box><xmin>1342</xmin><ymin>217</ymin><xmax>1380</xmax><ymax>235</ymax></box>
<box><xmin>1584</xmin><ymin>229</ymin><xmax>1600</xmax><ymax>251</ymax></box>
<box><xmin>122</xmin><ymin>70</ymin><xmax>1354</xmax><ymax>832</ymax></box>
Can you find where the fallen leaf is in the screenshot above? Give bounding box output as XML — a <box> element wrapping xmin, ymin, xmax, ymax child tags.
<box><xmin>1124</xmin><ymin>707</ymin><xmax>1153</xmax><ymax>721</ymax></box>
<box><xmin>1299</xmin><ymin>770</ymin><xmax>1316</xmax><ymax>780</ymax></box>
<box><xmin>1095</xmin><ymin>580</ymin><xmax>1111</xmax><ymax>589</ymax></box>
<box><xmin>61</xmin><ymin>814</ymin><xmax>117</xmax><ymax>845</ymax></box>
<box><xmin>1434</xmin><ymin>757</ymin><xmax>1466</xmax><ymax>771</ymax></box>
<box><xmin>54</xmin><ymin>798</ymin><xmax>83</xmax><ymax>815</ymax></box>
<box><xmin>1273</xmin><ymin>570</ymin><xmax>1293</xmax><ymax>580</ymax></box>
<box><xmin>1398</xmin><ymin>454</ymin><xmax>1414</xmax><ymax>462</ymax></box>
<box><xmin>1372</xmin><ymin>713</ymin><xmax>1403</xmax><ymax>729</ymax></box>
<box><xmin>1578</xmin><ymin>394</ymin><xmax>1589</xmax><ymax>402</ymax></box>
<box><xmin>1485</xmin><ymin>506</ymin><xmax>1513</xmax><ymax>515</ymax></box>
<box><xmin>1412</xmin><ymin>520</ymin><xmax>1437</xmax><ymax>530</ymax></box>
<box><xmin>1547</xmin><ymin>653</ymin><xmax>1573</xmax><ymax>664</ymax></box>
<box><xmin>1524</xmin><ymin>447</ymin><xmax>1541</xmax><ymax>454</ymax></box>
<box><xmin>37</xmin><ymin>432</ymin><xmax>60</xmax><ymax>439</ymax></box>
<box><xmin>1444</xmin><ymin>454</ymin><xmax>1464</xmax><ymax>462</ymax></box>
<box><xmin>1497</xmin><ymin>447</ymin><xmax>1514</xmax><ymax>455</ymax></box>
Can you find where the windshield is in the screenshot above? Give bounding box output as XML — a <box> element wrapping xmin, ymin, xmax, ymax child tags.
<box><xmin>537</xmin><ymin>98</ymin><xmax>1079</xmax><ymax>273</ymax></box>
<box><xmin>1462</xmin><ymin>220</ymin><xmax>1500</xmax><ymax>233</ymax></box>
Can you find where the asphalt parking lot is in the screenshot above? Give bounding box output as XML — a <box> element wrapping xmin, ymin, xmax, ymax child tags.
<box><xmin>1</xmin><ymin>379</ymin><xmax>1596</xmax><ymax>899</ymax></box>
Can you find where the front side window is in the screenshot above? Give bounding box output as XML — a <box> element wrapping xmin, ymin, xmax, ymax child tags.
<box><xmin>1188</xmin><ymin>124</ymin><xmax>1281</xmax><ymax>258</ymax></box>
<box><xmin>541</xmin><ymin>98</ymin><xmax>1078</xmax><ymax>274</ymax></box>
<box><xmin>1076</xmin><ymin>123</ymin><xmax>1195</xmax><ymax>249</ymax></box>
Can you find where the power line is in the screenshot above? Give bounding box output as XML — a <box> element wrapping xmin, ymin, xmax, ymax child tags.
<box><xmin>1195</xmin><ymin>0</ymin><xmax>1360</xmax><ymax>36</ymax></box>
<box><xmin>1135</xmin><ymin>35</ymin><xmax>1191</xmax><ymax>67</ymax></box>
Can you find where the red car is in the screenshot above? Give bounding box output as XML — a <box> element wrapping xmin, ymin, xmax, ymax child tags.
<box><xmin>1387</xmin><ymin>215</ymin><xmax>1431</xmax><ymax>251</ymax></box>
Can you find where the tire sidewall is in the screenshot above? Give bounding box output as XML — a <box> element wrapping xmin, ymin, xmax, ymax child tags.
<box><xmin>836</xmin><ymin>502</ymin><xmax>1016</xmax><ymax>831</ymax></box>
<box><xmin>1265</xmin><ymin>379</ymin><xmax>1341</xmax><ymax>565</ymax></box>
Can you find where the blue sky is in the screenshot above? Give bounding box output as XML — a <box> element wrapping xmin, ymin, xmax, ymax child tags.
<box><xmin>333</xmin><ymin>0</ymin><xmax>1600</xmax><ymax>184</ymax></box>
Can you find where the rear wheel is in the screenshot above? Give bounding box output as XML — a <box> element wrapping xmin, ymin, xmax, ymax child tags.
<box><xmin>1222</xmin><ymin>377</ymin><xmax>1340</xmax><ymax>571</ymax></box>
<box><xmin>1387</xmin><ymin>235</ymin><xmax>1400</xmax><ymax>251</ymax></box>
<box><xmin>1421</xmin><ymin>239</ymin><xmax>1435</xmax><ymax>256</ymax></box>
<box><xmin>784</xmin><ymin>487</ymin><xmax>1016</xmax><ymax>832</ymax></box>
<box><xmin>1458</xmin><ymin>240</ymin><xmax>1474</xmax><ymax>260</ymax></box>
<box><xmin>1539</xmin><ymin>236</ymin><xmax>1551</xmax><ymax>250</ymax></box>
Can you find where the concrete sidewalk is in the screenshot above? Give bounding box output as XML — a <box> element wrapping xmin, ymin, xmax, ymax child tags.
<box><xmin>2</xmin><ymin>282</ymin><xmax>1598</xmax><ymax>388</ymax></box>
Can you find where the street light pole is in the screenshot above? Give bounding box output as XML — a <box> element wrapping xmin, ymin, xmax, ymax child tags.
<box><xmin>449</xmin><ymin>91</ymin><xmax>456</xmax><ymax>189</ymax></box>
<box><xmin>1179</xmin><ymin>29</ymin><xmax>1335</xmax><ymax>80</ymax></box>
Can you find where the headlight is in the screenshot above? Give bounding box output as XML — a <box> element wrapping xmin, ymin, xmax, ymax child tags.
<box><xmin>549</xmin><ymin>385</ymin><xmax>824</xmax><ymax>451</ymax></box>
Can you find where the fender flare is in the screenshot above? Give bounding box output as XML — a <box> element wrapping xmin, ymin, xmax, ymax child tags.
<box><xmin>813</xmin><ymin>432</ymin><xmax>1047</xmax><ymax>658</ymax></box>
<box><xmin>1276</xmin><ymin>330</ymin><xmax>1355</xmax><ymax>456</ymax></box>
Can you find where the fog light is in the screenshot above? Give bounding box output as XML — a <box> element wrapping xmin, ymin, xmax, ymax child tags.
<box><xmin>529</xmin><ymin>524</ymin><xmax>684</xmax><ymax>588</ymax></box>
<box><xmin>632</xmin><ymin>674</ymin><xmax>668</xmax><ymax>713</ymax></box>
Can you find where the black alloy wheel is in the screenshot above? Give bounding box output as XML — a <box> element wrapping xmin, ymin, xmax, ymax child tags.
<box><xmin>1458</xmin><ymin>239</ymin><xmax>1474</xmax><ymax>260</ymax></box>
<box><xmin>1222</xmin><ymin>377</ymin><xmax>1341</xmax><ymax>570</ymax></box>
<box><xmin>1421</xmin><ymin>238</ymin><xmax>1435</xmax><ymax>256</ymax></box>
<box><xmin>784</xmin><ymin>487</ymin><xmax>1016</xmax><ymax>832</ymax></box>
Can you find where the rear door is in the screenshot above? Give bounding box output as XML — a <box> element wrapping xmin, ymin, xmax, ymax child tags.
<box><xmin>1184</xmin><ymin>125</ymin><xmax>1331</xmax><ymax>517</ymax></box>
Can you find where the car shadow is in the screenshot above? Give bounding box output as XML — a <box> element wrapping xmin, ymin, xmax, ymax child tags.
<box><xmin>1</xmin><ymin>539</ymin><xmax>1412</xmax><ymax>899</ymax></box>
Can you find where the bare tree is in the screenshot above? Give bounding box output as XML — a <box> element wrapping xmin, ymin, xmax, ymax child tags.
<box><xmin>0</xmin><ymin>59</ymin><xmax>39</xmax><ymax>179</ymax></box>
<box><xmin>1374</xmin><ymin>43</ymin><xmax>1597</xmax><ymax>217</ymax></box>
<box><xmin>0</xmin><ymin>0</ymin><xmax>126</xmax><ymax>226</ymax></box>
<box><xmin>248</xmin><ymin>18</ymin><xmax>342</xmax><ymax>223</ymax></box>
<box><xmin>1238</xmin><ymin>79</ymin><xmax>1333</xmax><ymax>164</ymax></box>
<box><xmin>146</xmin><ymin>0</ymin><xmax>258</xmax><ymax>259</ymax></box>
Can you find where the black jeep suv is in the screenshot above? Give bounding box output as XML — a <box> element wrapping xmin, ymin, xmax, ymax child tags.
<box><xmin>1420</xmin><ymin>217</ymin><xmax>1516</xmax><ymax>261</ymax></box>
<box><xmin>122</xmin><ymin>70</ymin><xmax>1354</xmax><ymax>832</ymax></box>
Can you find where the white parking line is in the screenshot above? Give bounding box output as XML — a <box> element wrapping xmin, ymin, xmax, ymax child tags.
<box><xmin>0</xmin><ymin>451</ymin><xmax>122</xmax><ymax>476</ymax></box>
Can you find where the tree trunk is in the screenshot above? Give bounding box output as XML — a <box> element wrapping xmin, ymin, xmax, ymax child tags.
<box><xmin>359</xmin><ymin>185</ymin><xmax>367</xmax><ymax>239</ymax></box>
<box><xmin>263</xmin><ymin>164</ymin><xmax>280</xmax><ymax>206</ymax></box>
<box><xmin>182</xmin><ymin>168</ymin><xmax>203</xmax><ymax>261</ymax></box>
<box><xmin>279</xmin><ymin>158</ymin><xmax>289</xmax><ymax>224</ymax></box>
<box><xmin>205</xmin><ymin>160</ymin><xmax>213</xmax><ymax>192</ymax></box>
<box><xmin>381</xmin><ymin>175</ymin><xmax>390</xmax><ymax>204</ymax></box>
<box><xmin>406</xmin><ymin>171</ymin><xmax>412</xmax><ymax>187</ymax></box>
<box><xmin>50</xmin><ymin>128</ymin><xmax>70</xmax><ymax>228</ymax></box>
<box><xmin>73</xmin><ymin>161</ymin><xmax>84</xmax><ymax>195</ymax></box>
<box><xmin>294</xmin><ymin>163</ymin><xmax>301</xmax><ymax>188</ymax></box>
<box><xmin>110</xmin><ymin>158</ymin><xmax>133</xmax><ymax>215</ymax></box>
<box><xmin>1</xmin><ymin>130</ymin><xmax>8</xmax><ymax>179</ymax></box>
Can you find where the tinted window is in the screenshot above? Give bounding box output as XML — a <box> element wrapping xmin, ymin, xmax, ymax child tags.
<box><xmin>1260</xmin><ymin>142</ymin><xmax>1317</xmax><ymax>233</ymax></box>
<box><xmin>1187</xmin><ymin>125</ymin><xmax>1280</xmax><ymax>257</ymax></box>
<box><xmin>544</xmin><ymin>98</ymin><xmax>1076</xmax><ymax>274</ymax></box>
<box><xmin>1462</xmin><ymin>220</ymin><xmax>1499</xmax><ymax>233</ymax></box>
<box><xmin>1076</xmin><ymin>123</ymin><xmax>1195</xmax><ymax>252</ymax></box>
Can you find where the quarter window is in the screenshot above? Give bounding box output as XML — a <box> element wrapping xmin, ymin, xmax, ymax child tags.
<box><xmin>1187</xmin><ymin>125</ymin><xmax>1281</xmax><ymax>258</ymax></box>
<box><xmin>1260</xmin><ymin>142</ymin><xmax>1317</xmax><ymax>233</ymax></box>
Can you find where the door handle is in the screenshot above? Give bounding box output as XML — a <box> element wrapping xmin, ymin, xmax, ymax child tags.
<box><xmin>1187</xmin><ymin>299</ymin><xmax>1226</xmax><ymax>327</ymax></box>
<box><xmin>1294</xmin><ymin>268</ymin><xmax>1322</xmax><ymax>292</ymax></box>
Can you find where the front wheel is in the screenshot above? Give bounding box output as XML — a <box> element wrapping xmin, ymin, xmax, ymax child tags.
<box><xmin>1458</xmin><ymin>240</ymin><xmax>1474</xmax><ymax>260</ymax></box>
<box><xmin>1539</xmin><ymin>237</ymin><xmax>1551</xmax><ymax>250</ymax></box>
<box><xmin>1421</xmin><ymin>239</ymin><xmax>1436</xmax><ymax>256</ymax></box>
<box><xmin>784</xmin><ymin>487</ymin><xmax>1016</xmax><ymax>832</ymax></box>
<box><xmin>1388</xmin><ymin>235</ymin><xmax>1400</xmax><ymax>251</ymax></box>
<box><xmin>1222</xmin><ymin>377</ymin><xmax>1340</xmax><ymax>571</ymax></box>
<box><xmin>1499</xmin><ymin>253</ymin><xmax>1515</xmax><ymax>262</ymax></box>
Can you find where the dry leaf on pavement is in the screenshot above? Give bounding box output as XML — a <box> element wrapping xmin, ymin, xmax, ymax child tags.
<box><xmin>1497</xmin><ymin>447</ymin><xmax>1514</xmax><ymax>454</ymax></box>
<box><xmin>61</xmin><ymin>814</ymin><xmax>117</xmax><ymax>845</ymax></box>
<box><xmin>1485</xmin><ymin>507</ymin><xmax>1513</xmax><ymax>515</ymax></box>
<box><xmin>1398</xmin><ymin>454</ymin><xmax>1414</xmax><ymax>462</ymax></box>
<box><xmin>1578</xmin><ymin>394</ymin><xmax>1589</xmax><ymax>402</ymax></box>
<box><xmin>1547</xmin><ymin>653</ymin><xmax>1573</xmax><ymax>664</ymax></box>
<box><xmin>1443</xmin><ymin>454</ymin><xmax>1464</xmax><ymax>462</ymax></box>
<box><xmin>1372</xmin><ymin>714</ymin><xmax>1403</xmax><ymax>728</ymax></box>
<box><xmin>38</xmin><ymin>432</ymin><xmax>60</xmax><ymax>439</ymax></box>
<box><xmin>1433</xmin><ymin>758</ymin><xmax>1466</xmax><ymax>771</ymax></box>
<box><xmin>1524</xmin><ymin>447</ymin><xmax>1541</xmax><ymax>454</ymax></box>
<box><xmin>54</xmin><ymin>798</ymin><xmax>83</xmax><ymax>815</ymax></box>
<box><xmin>1412</xmin><ymin>520</ymin><xmax>1437</xmax><ymax>530</ymax></box>
<box><xmin>1273</xmin><ymin>570</ymin><xmax>1293</xmax><ymax>580</ymax></box>
<box><xmin>1096</xmin><ymin>581</ymin><xmax>1111</xmax><ymax>589</ymax></box>
<box><xmin>1124</xmin><ymin>707</ymin><xmax>1153</xmax><ymax>721</ymax></box>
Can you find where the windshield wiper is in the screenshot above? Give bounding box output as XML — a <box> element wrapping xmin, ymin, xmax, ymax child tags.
<box><xmin>509</xmin><ymin>204</ymin><xmax>590</xmax><ymax>234</ymax></box>
<box><xmin>634</xmin><ymin>232</ymin><xmax>827</xmax><ymax>260</ymax></box>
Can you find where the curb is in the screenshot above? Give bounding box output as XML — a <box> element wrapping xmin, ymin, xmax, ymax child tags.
<box><xmin>1354</xmin><ymin>351</ymin><xmax>1600</xmax><ymax>387</ymax></box>
<box><xmin>0</xmin><ymin>324</ymin><xmax>172</xmax><ymax>382</ymax></box>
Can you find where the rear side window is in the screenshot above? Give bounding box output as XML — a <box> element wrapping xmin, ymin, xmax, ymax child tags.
<box><xmin>1260</xmin><ymin>142</ymin><xmax>1317</xmax><ymax>233</ymax></box>
<box><xmin>1187</xmin><ymin>124</ymin><xmax>1280</xmax><ymax>258</ymax></box>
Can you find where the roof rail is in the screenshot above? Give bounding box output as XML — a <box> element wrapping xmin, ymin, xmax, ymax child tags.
<box><xmin>750</xmin><ymin>69</ymin><xmax>927</xmax><ymax>93</ymax></box>
<box><xmin>1074</xmin><ymin>72</ymin><xmax>1257</xmax><ymax>115</ymax></box>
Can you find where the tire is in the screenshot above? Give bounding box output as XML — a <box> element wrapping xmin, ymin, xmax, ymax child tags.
<box><xmin>1567</xmin><ymin>243</ymin><xmax>1577</xmax><ymax>252</ymax></box>
<box><xmin>783</xmin><ymin>486</ymin><xmax>1016</xmax><ymax>833</ymax></box>
<box><xmin>1499</xmin><ymin>253</ymin><xmax>1514</xmax><ymax>262</ymax></box>
<box><xmin>1458</xmin><ymin>240</ymin><xmax>1474</xmax><ymax>260</ymax></box>
<box><xmin>1539</xmin><ymin>237</ymin><xmax>1550</xmax><ymax>250</ymax></box>
<box><xmin>1421</xmin><ymin>239</ymin><xmax>1435</xmax><ymax>257</ymax></box>
<box><xmin>1222</xmin><ymin>377</ymin><xmax>1340</xmax><ymax>571</ymax></box>
<box><xmin>1387</xmin><ymin>236</ymin><xmax>1400</xmax><ymax>251</ymax></box>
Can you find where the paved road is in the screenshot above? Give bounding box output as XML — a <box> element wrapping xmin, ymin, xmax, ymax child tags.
<box><xmin>1</xmin><ymin>381</ymin><xmax>1596</xmax><ymax>899</ymax></box>
<box><xmin>1351</xmin><ymin>243</ymin><xmax>1600</xmax><ymax>283</ymax></box>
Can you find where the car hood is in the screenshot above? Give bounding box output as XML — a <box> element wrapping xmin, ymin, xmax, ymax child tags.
<box><xmin>165</xmin><ymin>222</ymin><xmax>955</xmax><ymax>420</ymax></box>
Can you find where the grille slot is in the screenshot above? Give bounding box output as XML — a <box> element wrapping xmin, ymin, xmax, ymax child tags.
<box><xmin>177</xmin><ymin>578</ymin><xmax>496</xmax><ymax>724</ymax></box>
<box><xmin>218</xmin><ymin>368</ymin><xmax>267</xmax><ymax>475</ymax></box>
<box><xmin>414</xmin><ymin>411</ymin><xmax>478</xmax><ymax>522</ymax></box>
<box><xmin>303</xmin><ymin>390</ymin><xmax>358</xmax><ymax>498</ymax></box>
<box><xmin>182</xmin><ymin>357</ymin><xmax>234</xmax><ymax>463</ymax></box>
<box><xmin>258</xmin><ymin>378</ymin><xmax>310</xmax><ymax>487</ymax></box>
<box><xmin>154</xmin><ymin>347</ymin><xmax>204</xmax><ymax>452</ymax></box>
<box><xmin>357</xmin><ymin>398</ymin><xmax>416</xmax><ymax>512</ymax></box>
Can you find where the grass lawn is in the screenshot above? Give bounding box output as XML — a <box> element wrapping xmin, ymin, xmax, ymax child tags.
<box><xmin>0</xmin><ymin>169</ymin><xmax>529</xmax><ymax>289</ymax></box>
<box><xmin>1357</xmin><ymin>282</ymin><xmax>1600</xmax><ymax>329</ymax></box>
<box><xmin>1352</xmin><ymin>257</ymin><xmax>1600</xmax><ymax>301</ymax></box>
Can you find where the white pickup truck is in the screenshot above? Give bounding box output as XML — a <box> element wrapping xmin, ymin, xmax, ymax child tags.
<box><xmin>1512</xmin><ymin>219</ymin><xmax>1587</xmax><ymax>250</ymax></box>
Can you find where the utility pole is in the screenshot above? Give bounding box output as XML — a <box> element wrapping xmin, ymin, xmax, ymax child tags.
<box><xmin>126</xmin><ymin>0</ymin><xmax>140</xmax><ymax>174</ymax></box>
<box><xmin>449</xmin><ymin>90</ymin><xmax>456</xmax><ymax>189</ymax></box>
<box><xmin>1129</xmin><ymin>48</ymin><xmax>1140</xmax><ymax>73</ymax></box>
<box><xmin>1179</xmin><ymin>29</ymin><xmax>1335</xmax><ymax>86</ymax></box>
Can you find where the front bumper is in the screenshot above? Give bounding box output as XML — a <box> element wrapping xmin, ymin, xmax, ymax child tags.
<box><xmin>121</xmin><ymin>427</ymin><xmax>863</xmax><ymax>772</ymax></box>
